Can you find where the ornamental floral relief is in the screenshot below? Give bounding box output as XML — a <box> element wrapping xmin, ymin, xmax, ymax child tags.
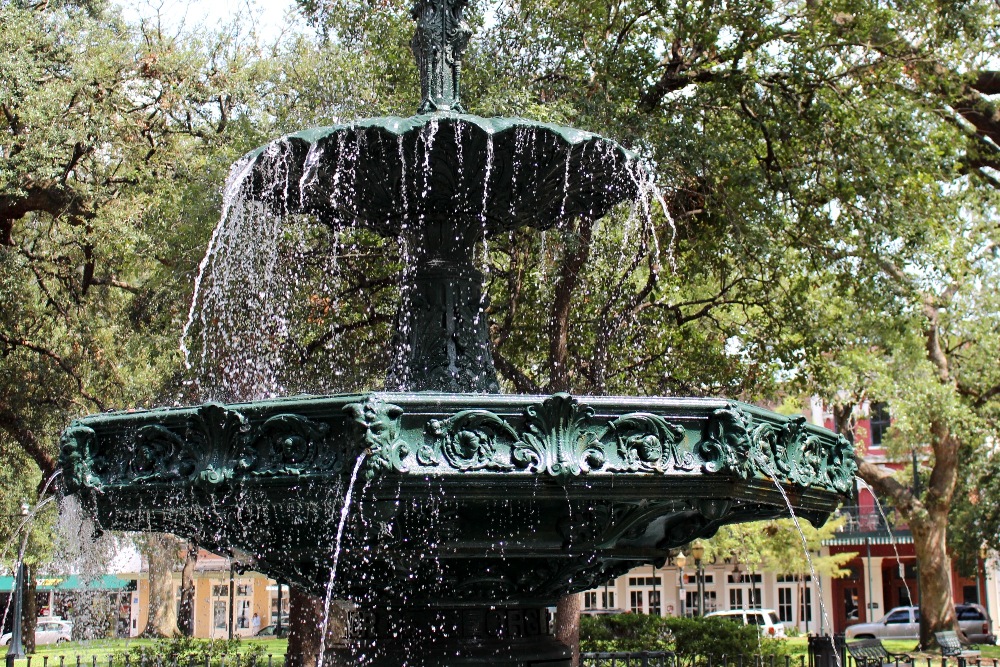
<box><xmin>511</xmin><ymin>393</ymin><xmax>605</xmax><ymax>480</ymax></box>
<box><xmin>253</xmin><ymin>414</ymin><xmax>341</xmax><ymax>476</ymax></box>
<box><xmin>424</xmin><ymin>410</ymin><xmax>516</xmax><ymax>471</ymax></box>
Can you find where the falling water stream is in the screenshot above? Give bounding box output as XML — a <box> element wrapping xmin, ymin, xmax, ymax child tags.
<box><xmin>0</xmin><ymin>472</ymin><xmax>62</xmax><ymax>634</ymax></box>
<box><xmin>317</xmin><ymin>453</ymin><xmax>367</xmax><ymax>667</ymax></box>
<box><xmin>759</xmin><ymin>460</ymin><xmax>841</xmax><ymax>667</ymax></box>
<box><xmin>856</xmin><ymin>477</ymin><xmax>914</xmax><ymax>608</ymax></box>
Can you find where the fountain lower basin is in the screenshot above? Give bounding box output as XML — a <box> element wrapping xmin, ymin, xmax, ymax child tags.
<box><xmin>61</xmin><ymin>391</ymin><xmax>853</xmax><ymax>608</ymax></box>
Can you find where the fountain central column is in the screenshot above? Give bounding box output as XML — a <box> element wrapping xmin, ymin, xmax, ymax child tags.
<box><xmin>387</xmin><ymin>217</ymin><xmax>500</xmax><ymax>393</ymax></box>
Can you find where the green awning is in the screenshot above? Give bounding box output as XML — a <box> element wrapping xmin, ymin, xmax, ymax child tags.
<box><xmin>0</xmin><ymin>574</ymin><xmax>134</xmax><ymax>593</ymax></box>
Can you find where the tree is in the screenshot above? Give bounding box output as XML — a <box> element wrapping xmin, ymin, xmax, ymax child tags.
<box><xmin>1</xmin><ymin>0</ymin><xmax>280</xmax><ymax>640</ymax></box>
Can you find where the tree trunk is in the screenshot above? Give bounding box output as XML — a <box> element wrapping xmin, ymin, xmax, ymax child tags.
<box><xmin>286</xmin><ymin>586</ymin><xmax>323</xmax><ymax>667</ymax></box>
<box><xmin>140</xmin><ymin>533</ymin><xmax>179</xmax><ymax>638</ymax></box>
<box><xmin>858</xmin><ymin>425</ymin><xmax>960</xmax><ymax>649</ymax></box>
<box><xmin>22</xmin><ymin>563</ymin><xmax>37</xmax><ymax>654</ymax></box>
<box><xmin>547</xmin><ymin>218</ymin><xmax>593</xmax><ymax>393</ymax></box>
<box><xmin>555</xmin><ymin>593</ymin><xmax>581</xmax><ymax>667</ymax></box>
<box><xmin>178</xmin><ymin>544</ymin><xmax>197</xmax><ymax>636</ymax></box>
<box><xmin>911</xmin><ymin>508</ymin><xmax>957</xmax><ymax>646</ymax></box>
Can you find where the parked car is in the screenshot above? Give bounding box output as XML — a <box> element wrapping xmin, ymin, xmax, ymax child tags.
<box><xmin>0</xmin><ymin>618</ymin><xmax>73</xmax><ymax>646</ymax></box>
<box><xmin>845</xmin><ymin>604</ymin><xmax>995</xmax><ymax>644</ymax></box>
<box><xmin>254</xmin><ymin>624</ymin><xmax>289</xmax><ymax>638</ymax></box>
<box><xmin>581</xmin><ymin>608</ymin><xmax>628</xmax><ymax>616</ymax></box>
<box><xmin>705</xmin><ymin>609</ymin><xmax>786</xmax><ymax>637</ymax></box>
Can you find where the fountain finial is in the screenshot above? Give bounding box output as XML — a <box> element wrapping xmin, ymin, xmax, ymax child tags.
<box><xmin>411</xmin><ymin>0</ymin><xmax>472</xmax><ymax>113</ymax></box>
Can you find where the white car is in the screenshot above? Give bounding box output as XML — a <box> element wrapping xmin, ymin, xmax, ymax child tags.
<box><xmin>705</xmin><ymin>609</ymin><xmax>786</xmax><ymax>638</ymax></box>
<box><xmin>0</xmin><ymin>618</ymin><xmax>73</xmax><ymax>646</ymax></box>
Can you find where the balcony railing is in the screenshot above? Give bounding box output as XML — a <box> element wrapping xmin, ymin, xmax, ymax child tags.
<box><xmin>835</xmin><ymin>505</ymin><xmax>908</xmax><ymax>535</ymax></box>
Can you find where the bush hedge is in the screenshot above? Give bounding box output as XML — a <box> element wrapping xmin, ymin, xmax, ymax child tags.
<box><xmin>112</xmin><ymin>637</ymin><xmax>266</xmax><ymax>667</ymax></box>
<box><xmin>580</xmin><ymin>614</ymin><xmax>790</xmax><ymax>660</ymax></box>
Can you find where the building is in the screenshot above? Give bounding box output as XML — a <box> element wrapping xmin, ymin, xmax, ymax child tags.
<box><xmin>129</xmin><ymin>550</ymin><xmax>289</xmax><ymax>638</ymax></box>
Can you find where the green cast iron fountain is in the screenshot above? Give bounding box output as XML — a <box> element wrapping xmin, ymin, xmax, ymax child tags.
<box><xmin>59</xmin><ymin>2</ymin><xmax>857</xmax><ymax>665</ymax></box>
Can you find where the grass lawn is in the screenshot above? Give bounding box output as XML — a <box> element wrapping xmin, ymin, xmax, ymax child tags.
<box><xmin>6</xmin><ymin>639</ymin><xmax>288</xmax><ymax>667</ymax></box>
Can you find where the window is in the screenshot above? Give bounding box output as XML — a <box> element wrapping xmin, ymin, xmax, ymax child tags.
<box><xmin>885</xmin><ymin>609</ymin><xmax>910</xmax><ymax>624</ymax></box>
<box><xmin>870</xmin><ymin>402</ymin><xmax>890</xmax><ymax>447</ymax></box>
<box><xmin>799</xmin><ymin>587</ymin><xmax>812</xmax><ymax>622</ymax></box>
<box><xmin>237</xmin><ymin>584</ymin><xmax>251</xmax><ymax>597</ymax></box>
<box><xmin>237</xmin><ymin>600</ymin><xmax>251</xmax><ymax>628</ymax></box>
<box><xmin>649</xmin><ymin>591</ymin><xmax>661</xmax><ymax>616</ymax></box>
<box><xmin>601</xmin><ymin>591</ymin><xmax>615</xmax><ymax>608</ymax></box>
<box><xmin>628</xmin><ymin>577</ymin><xmax>661</xmax><ymax>586</ymax></box>
<box><xmin>630</xmin><ymin>590</ymin><xmax>644</xmax><ymax>614</ymax></box>
<box><xmin>958</xmin><ymin>606</ymin><xmax>985</xmax><ymax>621</ymax></box>
<box><xmin>730</xmin><ymin>589</ymin><xmax>743</xmax><ymax>609</ymax></box>
<box><xmin>778</xmin><ymin>587</ymin><xmax>793</xmax><ymax>623</ymax></box>
<box><xmin>843</xmin><ymin>588</ymin><xmax>859</xmax><ymax>620</ymax></box>
<box><xmin>212</xmin><ymin>585</ymin><xmax>229</xmax><ymax>597</ymax></box>
<box><xmin>584</xmin><ymin>592</ymin><xmax>597</xmax><ymax>608</ymax></box>
<box><xmin>213</xmin><ymin>601</ymin><xmax>228</xmax><ymax>629</ymax></box>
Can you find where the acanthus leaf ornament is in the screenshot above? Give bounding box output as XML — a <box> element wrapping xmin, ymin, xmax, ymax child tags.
<box><xmin>512</xmin><ymin>393</ymin><xmax>605</xmax><ymax>480</ymax></box>
<box><xmin>411</xmin><ymin>0</ymin><xmax>471</xmax><ymax>113</ymax></box>
<box><xmin>344</xmin><ymin>396</ymin><xmax>408</xmax><ymax>479</ymax></box>
<box><xmin>185</xmin><ymin>404</ymin><xmax>254</xmax><ymax>486</ymax></box>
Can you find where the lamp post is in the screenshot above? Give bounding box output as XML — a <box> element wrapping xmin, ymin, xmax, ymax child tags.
<box><xmin>691</xmin><ymin>541</ymin><xmax>706</xmax><ymax>616</ymax></box>
<box><xmin>676</xmin><ymin>551</ymin><xmax>687</xmax><ymax>618</ymax></box>
<box><xmin>6</xmin><ymin>501</ymin><xmax>31</xmax><ymax>667</ymax></box>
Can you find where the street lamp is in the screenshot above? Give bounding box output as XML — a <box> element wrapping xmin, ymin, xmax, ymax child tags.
<box><xmin>6</xmin><ymin>501</ymin><xmax>31</xmax><ymax>667</ymax></box>
<box><xmin>691</xmin><ymin>541</ymin><xmax>706</xmax><ymax>616</ymax></box>
<box><xmin>675</xmin><ymin>552</ymin><xmax>687</xmax><ymax>618</ymax></box>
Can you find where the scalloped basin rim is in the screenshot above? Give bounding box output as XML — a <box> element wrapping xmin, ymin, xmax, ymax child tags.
<box><xmin>77</xmin><ymin>392</ymin><xmax>796</xmax><ymax>425</ymax></box>
<box><xmin>243</xmin><ymin>112</ymin><xmax>638</xmax><ymax>162</ymax></box>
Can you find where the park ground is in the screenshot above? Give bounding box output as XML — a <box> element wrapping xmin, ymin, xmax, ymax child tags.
<box><xmin>7</xmin><ymin>637</ymin><xmax>1000</xmax><ymax>666</ymax></box>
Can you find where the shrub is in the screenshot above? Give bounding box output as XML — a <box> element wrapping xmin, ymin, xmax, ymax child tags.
<box><xmin>580</xmin><ymin>613</ymin><xmax>672</xmax><ymax>652</ymax></box>
<box><xmin>113</xmin><ymin>637</ymin><xmax>266</xmax><ymax>667</ymax></box>
<box><xmin>580</xmin><ymin>614</ymin><xmax>791</xmax><ymax>662</ymax></box>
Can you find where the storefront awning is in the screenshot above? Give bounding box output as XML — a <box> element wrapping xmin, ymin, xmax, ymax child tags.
<box><xmin>0</xmin><ymin>574</ymin><xmax>134</xmax><ymax>593</ymax></box>
<box><xmin>824</xmin><ymin>534</ymin><xmax>914</xmax><ymax>546</ymax></box>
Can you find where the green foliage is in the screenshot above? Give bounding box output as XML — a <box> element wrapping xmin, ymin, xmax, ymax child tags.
<box><xmin>112</xmin><ymin>637</ymin><xmax>265</xmax><ymax>667</ymax></box>
<box><xmin>580</xmin><ymin>614</ymin><xmax>788</xmax><ymax>659</ymax></box>
<box><xmin>702</xmin><ymin>516</ymin><xmax>856</xmax><ymax>581</ymax></box>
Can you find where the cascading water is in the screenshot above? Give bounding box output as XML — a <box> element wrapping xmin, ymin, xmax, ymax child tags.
<box><xmin>57</xmin><ymin>2</ymin><xmax>858</xmax><ymax>665</ymax></box>
<box><xmin>856</xmin><ymin>477</ymin><xmax>914</xmax><ymax>608</ymax></box>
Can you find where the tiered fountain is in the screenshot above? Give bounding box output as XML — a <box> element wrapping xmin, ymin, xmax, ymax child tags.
<box><xmin>59</xmin><ymin>2</ymin><xmax>856</xmax><ymax>665</ymax></box>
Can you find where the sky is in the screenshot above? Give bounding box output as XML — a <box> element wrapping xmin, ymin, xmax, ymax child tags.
<box><xmin>115</xmin><ymin>0</ymin><xmax>298</xmax><ymax>42</ymax></box>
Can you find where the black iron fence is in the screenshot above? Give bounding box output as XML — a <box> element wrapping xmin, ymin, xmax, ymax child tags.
<box><xmin>4</xmin><ymin>655</ymin><xmax>284</xmax><ymax>667</ymax></box>
<box><xmin>581</xmin><ymin>654</ymin><xmax>1000</xmax><ymax>667</ymax></box>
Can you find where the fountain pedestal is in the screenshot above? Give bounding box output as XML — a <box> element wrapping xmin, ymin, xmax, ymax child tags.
<box><xmin>333</xmin><ymin>607</ymin><xmax>569</xmax><ymax>666</ymax></box>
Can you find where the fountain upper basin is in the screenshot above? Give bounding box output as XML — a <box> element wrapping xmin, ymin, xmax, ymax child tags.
<box><xmin>239</xmin><ymin>112</ymin><xmax>644</xmax><ymax>234</ymax></box>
